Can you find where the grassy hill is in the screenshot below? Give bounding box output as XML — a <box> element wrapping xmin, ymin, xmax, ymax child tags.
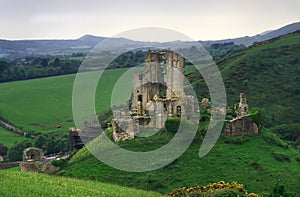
<box><xmin>0</xmin><ymin>170</ymin><xmax>162</xmax><ymax>197</ymax></box>
<box><xmin>53</xmin><ymin>32</ymin><xmax>300</xmax><ymax>194</ymax></box>
<box><xmin>0</xmin><ymin>127</ymin><xmax>30</xmax><ymax>148</ymax></box>
<box><xmin>190</xmin><ymin>31</ymin><xmax>300</xmax><ymax>127</ymax></box>
<box><xmin>0</xmin><ymin>68</ymin><xmax>129</xmax><ymax>133</ymax></box>
<box><xmin>56</xmin><ymin>129</ymin><xmax>300</xmax><ymax>196</ymax></box>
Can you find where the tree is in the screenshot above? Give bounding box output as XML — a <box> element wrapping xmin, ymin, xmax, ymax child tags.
<box><xmin>40</xmin><ymin>59</ymin><xmax>48</xmax><ymax>68</ymax></box>
<box><xmin>8</xmin><ymin>141</ymin><xmax>32</xmax><ymax>161</ymax></box>
<box><xmin>53</xmin><ymin>58</ymin><xmax>61</xmax><ymax>67</ymax></box>
<box><xmin>0</xmin><ymin>143</ymin><xmax>8</xmax><ymax>156</ymax></box>
<box><xmin>0</xmin><ymin>60</ymin><xmax>9</xmax><ymax>73</ymax></box>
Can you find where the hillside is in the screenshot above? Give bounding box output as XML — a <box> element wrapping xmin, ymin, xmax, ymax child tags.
<box><xmin>190</xmin><ymin>31</ymin><xmax>300</xmax><ymax>127</ymax></box>
<box><xmin>0</xmin><ymin>170</ymin><xmax>162</xmax><ymax>197</ymax></box>
<box><xmin>56</xmin><ymin>129</ymin><xmax>300</xmax><ymax>195</ymax></box>
<box><xmin>0</xmin><ymin>127</ymin><xmax>29</xmax><ymax>148</ymax></box>
<box><xmin>0</xmin><ymin>68</ymin><xmax>128</xmax><ymax>133</ymax></box>
<box><xmin>202</xmin><ymin>22</ymin><xmax>300</xmax><ymax>46</ymax></box>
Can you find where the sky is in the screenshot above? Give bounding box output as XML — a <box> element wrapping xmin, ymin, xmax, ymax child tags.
<box><xmin>0</xmin><ymin>0</ymin><xmax>299</xmax><ymax>41</ymax></box>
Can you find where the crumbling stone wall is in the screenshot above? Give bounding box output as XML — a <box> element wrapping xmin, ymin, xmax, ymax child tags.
<box><xmin>223</xmin><ymin>115</ymin><xmax>258</xmax><ymax>136</ymax></box>
<box><xmin>112</xmin><ymin>118</ymin><xmax>138</xmax><ymax>142</ymax></box>
<box><xmin>23</xmin><ymin>147</ymin><xmax>44</xmax><ymax>161</ymax></box>
<box><xmin>20</xmin><ymin>161</ymin><xmax>39</xmax><ymax>173</ymax></box>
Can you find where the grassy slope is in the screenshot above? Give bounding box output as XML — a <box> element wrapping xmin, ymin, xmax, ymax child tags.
<box><xmin>0</xmin><ymin>170</ymin><xmax>162</xmax><ymax>197</ymax></box>
<box><xmin>0</xmin><ymin>127</ymin><xmax>30</xmax><ymax>148</ymax></box>
<box><xmin>0</xmin><ymin>68</ymin><xmax>128</xmax><ymax>133</ymax></box>
<box><xmin>0</xmin><ymin>65</ymin><xmax>193</xmax><ymax>145</ymax></box>
<box><xmin>57</xmin><ymin>130</ymin><xmax>300</xmax><ymax>195</ymax></box>
<box><xmin>191</xmin><ymin>32</ymin><xmax>300</xmax><ymax>127</ymax></box>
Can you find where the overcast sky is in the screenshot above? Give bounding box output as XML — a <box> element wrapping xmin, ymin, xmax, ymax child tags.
<box><xmin>0</xmin><ymin>0</ymin><xmax>299</xmax><ymax>41</ymax></box>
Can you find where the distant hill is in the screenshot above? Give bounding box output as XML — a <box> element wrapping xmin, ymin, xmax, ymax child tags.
<box><xmin>190</xmin><ymin>31</ymin><xmax>300</xmax><ymax>127</ymax></box>
<box><xmin>1</xmin><ymin>22</ymin><xmax>299</xmax><ymax>58</ymax></box>
<box><xmin>201</xmin><ymin>22</ymin><xmax>300</xmax><ymax>46</ymax></box>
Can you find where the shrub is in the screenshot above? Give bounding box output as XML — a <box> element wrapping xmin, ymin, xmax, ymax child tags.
<box><xmin>270</xmin><ymin>124</ymin><xmax>300</xmax><ymax>142</ymax></box>
<box><xmin>0</xmin><ymin>143</ymin><xmax>8</xmax><ymax>156</ymax></box>
<box><xmin>262</xmin><ymin>130</ymin><xmax>289</xmax><ymax>149</ymax></box>
<box><xmin>167</xmin><ymin>181</ymin><xmax>258</xmax><ymax>197</ymax></box>
<box><xmin>8</xmin><ymin>140</ymin><xmax>33</xmax><ymax>161</ymax></box>
<box><xmin>266</xmin><ymin>182</ymin><xmax>296</xmax><ymax>197</ymax></box>
<box><xmin>272</xmin><ymin>152</ymin><xmax>290</xmax><ymax>162</ymax></box>
<box><xmin>51</xmin><ymin>158</ymin><xmax>67</xmax><ymax>167</ymax></box>
<box><xmin>165</xmin><ymin>118</ymin><xmax>180</xmax><ymax>133</ymax></box>
<box><xmin>249</xmin><ymin>108</ymin><xmax>262</xmax><ymax>128</ymax></box>
<box><xmin>223</xmin><ymin>136</ymin><xmax>250</xmax><ymax>145</ymax></box>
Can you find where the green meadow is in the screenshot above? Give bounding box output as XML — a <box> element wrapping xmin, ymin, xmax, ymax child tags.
<box><xmin>0</xmin><ymin>170</ymin><xmax>162</xmax><ymax>197</ymax></box>
<box><xmin>0</xmin><ymin>127</ymin><xmax>30</xmax><ymax>147</ymax></box>
<box><xmin>0</xmin><ymin>68</ymin><xmax>130</xmax><ymax>134</ymax></box>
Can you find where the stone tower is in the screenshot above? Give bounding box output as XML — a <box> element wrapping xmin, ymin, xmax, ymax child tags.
<box><xmin>236</xmin><ymin>93</ymin><xmax>248</xmax><ymax>117</ymax></box>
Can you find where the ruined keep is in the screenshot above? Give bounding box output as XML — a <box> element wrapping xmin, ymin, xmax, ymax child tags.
<box><xmin>112</xmin><ymin>50</ymin><xmax>196</xmax><ymax>142</ymax></box>
<box><xmin>223</xmin><ymin>93</ymin><xmax>258</xmax><ymax>136</ymax></box>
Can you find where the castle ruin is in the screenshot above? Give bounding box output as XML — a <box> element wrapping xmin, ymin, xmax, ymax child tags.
<box><xmin>112</xmin><ymin>50</ymin><xmax>197</xmax><ymax>141</ymax></box>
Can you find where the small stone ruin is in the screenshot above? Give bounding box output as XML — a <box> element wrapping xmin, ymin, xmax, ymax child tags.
<box><xmin>223</xmin><ymin>93</ymin><xmax>259</xmax><ymax>136</ymax></box>
<box><xmin>20</xmin><ymin>147</ymin><xmax>59</xmax><ymax>174</ymax></box>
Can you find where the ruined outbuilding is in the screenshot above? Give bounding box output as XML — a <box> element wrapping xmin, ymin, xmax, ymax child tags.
<box><xmin>223</xmin><ymin>93</ymin><xmax>259</xmax><ymax>136</ymax></box>
<box><xmin>112</xmin><ymin>50</ymin><xmax>197</xmax><ymax>141</ymax></box>
<box><xmin>20</xmin><ymin>147</ymin><xmax>60</xmax><ymax>174</ymax></box>
<box><xmin>23</xmin><ymin>147</ymin><xmax>44</xmax><ymax>161</ymax></box>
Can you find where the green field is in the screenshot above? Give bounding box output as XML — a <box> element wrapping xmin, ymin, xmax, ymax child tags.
<box><xmin>0</xmin><ymin>68</ymin><xmax>130</xmax><ymax>134</ymax></box>
<box><xmin>0</xmin><ymin>170</ymin><xmax>162</xmax><ymax>197</ymax></box>
<box><xmin>0</xmin><ymin>127</ymin><xmax>30</xmax><ymax>148</ymax></box>
<box><xmin>57</xmin><ymin>129</ymin><xmax>300</xmax><ymax>196</ymax></box>
<box><xmin>0</xmin><ymin>65</ymin><xmax>195</xmax><ymax>145</ymax></box>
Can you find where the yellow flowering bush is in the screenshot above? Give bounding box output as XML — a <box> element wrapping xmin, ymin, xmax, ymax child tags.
<box><xmin>168</xmin><ymin>181</ymin><xmax>259</xmax><ymax>197</ymax></box>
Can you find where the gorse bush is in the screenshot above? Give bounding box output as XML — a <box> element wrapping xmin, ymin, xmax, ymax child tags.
<box><xmin>167</xmin><ymin>181</ymin><xmax>258</xmax><ymax>197</ymax></box>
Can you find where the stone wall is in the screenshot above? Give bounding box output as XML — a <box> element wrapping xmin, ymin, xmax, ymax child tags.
<box><xmin>223</xmin><ymin>115</ymin><xmax>258</xmax><ymax>136</ymax></box>
<box><xmin>20</xmin><ymin>161</ymin><xmax>39</xmax><ymax>173</ymax></box>
<box><xmin>0</xmin><ymin>162</ymin><xmax>20</xmax><ymax>169</ymax></box>
<box><xmin>112</xmin><ymin>118</ymin><xmax>138</xmax><ymax>142</ymax></box>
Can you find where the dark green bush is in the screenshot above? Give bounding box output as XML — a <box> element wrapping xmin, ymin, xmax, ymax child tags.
<box><xmin>270</xmin><ymin>124</ymin><xmax>300</xmax><ymax>142</ymax></box>
<box><xmin>262</xmin><ymin>131</ymin><xmax>289</xmax><ymax>149</ymax></box>
<box><xmin>165</xmin><ymin>118</ymin><xmax>181</xmax><ymax>133</ymax></box>
<box><xmin>8</xmin><ymin>140</ymin><xmax>33</xmax><ymax>161</ymax></box>
<box><xmin>51</xmin><ymin>158</ymin><xmax>67</xmax><ymax>167</ymax></box>
<box><xmin>249</xmin><ymin>108</ymin><xmax>262</xmax><ymax>128</ymax></box>
<box><xmin>165</xmin><ymin>118</ymin><xmax>195</xmax><ymax>135</ymax></box>
<box><xmin>272</xmin><ymin>152</ymin><xmax>290</xmax><ymax>162</ymax></box>
<box><xmin>223</xmin><ymin>136</ymin><xmax>250</xmax><ymax>145</ymax></box>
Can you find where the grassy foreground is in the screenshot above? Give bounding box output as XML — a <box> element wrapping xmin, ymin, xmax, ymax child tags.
<box><xmin>0</xmin><ymin>170</ymin><xmax>162</xmax><ymax>197</ymax></box>
<box><xmin>57</xmin><ymin>129</ymin><xmax>300</xmax><ymax>196</ymax></box>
